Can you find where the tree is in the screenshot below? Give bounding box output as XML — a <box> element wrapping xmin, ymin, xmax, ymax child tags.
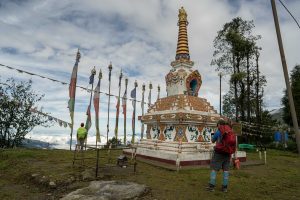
<box><xmin>212</xmin><ymin>17</ymin><xmax>265</xmax><ymax>122</ymax></box>
<box><xmin>0</xmin><ymin>78</ymin><xmax>49</xmax><ymax>148</ymax></box>
<box><xmin>282</xmin><ymin>65</ymin><xmax>300</xmax><ymax>126</ymax></box>
<box><xmin>222</xmin><ymin>85</ymin><xmax>236</xmax><ymax>119</ymax></box>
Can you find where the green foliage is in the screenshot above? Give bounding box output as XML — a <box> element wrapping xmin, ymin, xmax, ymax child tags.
<box><xmin>281</xmin><ymin>65</ymin><xmax>300</xmax><ymax>126</ymax></box>
<box><xmin>0</xmin><ymin>78</ymin><xmax>49</xmax><ymax>148</ymax></box>
<box><xmin>267</xmin><ymin>141</ymin><xmax>298</xmax><ymax>153</ymax></box>
<box><xmin>230</xmin><ymin>72</ymin><xmax>247</xmax><ymax>83</ymax></box>
<box><xmin>212</xmin><ymin>17</ymin><xmax>266</xmax><ymax>122</ymax></box>
<box><xmin>222</xmin><ymin>85</ymin><xmax>235</xmax><ymax>119</ymax></box>
<box><xmin>107</xmin><ymin>137</ymin><xmax>122</xmax><ymax>147</ymax></box>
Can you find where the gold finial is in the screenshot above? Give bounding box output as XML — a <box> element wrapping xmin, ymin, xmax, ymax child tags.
<box><xmin>178</xmin><ymin>6</ymin><xmax>187</xmax><ymax>23</ymax></box>
<box><xmin>91</xmin><ymin>66</ymin><xmax>96</xmax><ymax>75</ymax></box>
<box><xmin>175</xmin><ymin>6</ymin><xmax>190</xmax><ymax>61</ymax></box>
<box><xmin>142</xmin><ymin>83</ymin><xmax>145</xmax><ymax>91</ymax></box>
<box><xmin>108</xmin><ymin>62</ymin><xmax>113</xmax><ymax>71</ymax></box>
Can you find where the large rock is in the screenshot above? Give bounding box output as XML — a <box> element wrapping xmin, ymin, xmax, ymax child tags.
<box><xmin>61</xmin><ymin>181</ymin><xmax>148</xmax><ymax>200</ymax></box>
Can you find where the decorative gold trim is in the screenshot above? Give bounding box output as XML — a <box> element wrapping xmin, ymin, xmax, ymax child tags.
<box><xmin>196</xmin><ymin>125</ymin><xmax>205</xmax><ymax>142</ymax></box>
<box><xmin>146</xmin><ymin>125</ymin><xmax>152</xmax><ymax>139</ymax></box>
<box><xmin>174</xmin><ymin>125</ymin><xmax>188</xmax><ymax>142</ymax></box>
<box><xmin>158</xmin><ymin>124</ymin><xmax>166</xmax><ymax>141</ymax></box>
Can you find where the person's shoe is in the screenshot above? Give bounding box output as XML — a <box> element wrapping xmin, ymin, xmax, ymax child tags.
<box><xmin>206</xmin><ymin>183</ymin><xmax>215</xmax><ymax>192</ymax></box>
<box><xmin>221</xmin><ymin>185</ymin><xmax>228</xmax><ymax>193</ymax></box>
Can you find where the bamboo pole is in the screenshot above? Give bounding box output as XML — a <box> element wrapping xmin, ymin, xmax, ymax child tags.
<box><xmin>114</xmin><ymin>70</ymin><xmax>123</xmax><ymax>142</ymax></box>
<box><xmin>141</xmin><ymin>83</ymin><xmax>145</xmax><ymax>139</ymax></box>
<box><xmin>106</xmin><ymin>63</ymin><xmax>113</xmax><ymax>145</ymax></box>
<box><xmin>123</xmin><ymin>78</ymin><xmax>128</xmax><ymax>145</ymax></box>
<box><xmin>132</xmin><ymin>81</ymin><xmax>138</xmax><ymax>144</ymax></box>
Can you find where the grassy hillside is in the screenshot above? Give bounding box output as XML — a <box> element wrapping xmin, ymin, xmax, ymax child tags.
<box><xmin>0</xmin><ymin>148</ymin><xmax>299</xmax><ymax>200</ymax></box>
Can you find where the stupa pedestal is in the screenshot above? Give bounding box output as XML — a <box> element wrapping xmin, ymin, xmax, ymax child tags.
<box><xmin>124</xmin><ymin>139</ymin><xmax>246</xmax><ymax>169</ymax></box>
<box><xmin>124</xmin><ymin>7</ymin><xmax>246</xmax><ymax>169</ymax></box>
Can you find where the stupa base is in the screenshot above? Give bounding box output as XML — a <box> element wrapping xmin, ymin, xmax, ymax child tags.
<box><xmin>123</xmin><ymin>139</ymin><xmax>246</xmax><ymax>170</ymax></box>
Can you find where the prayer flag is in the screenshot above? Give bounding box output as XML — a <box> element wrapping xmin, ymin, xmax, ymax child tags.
<box><xmin>115</xmin><ymin>96</ymin><xmax>120</xmax><ymax>137</ymax></box>
<box><xmin>148</xmin><ymin>89</ymin><xmax>151</xmax><ymax>107</ymax></box>
<box><xmin>85</xmin><ymin>105</ymin><xmax>92</xmax><ymax>131</ymax></box>
<box><xmin>93</xmin><ymin>78</ymin><xmax>101</xmax><ymax>142</ymax></box>
<box><xmin>122</xmin><ymin>90</ymin><xmax>127</xmax><ymax>115</ymax></box>
<box><xmin>130</xmin><ymin>87</ymin><xmax>137</xmax><ymax>143</ymax></box>
<box><xmin>122</xmin><ymin>87</ymin><xmax>127</xmax><ymax>144</ymax></box>
<box><xmin>89</xmin><ymin>73</ymin><xmax>95</xmax><ymax>84</ymax></box>
<box><xmin>68</xmin><ymin>51</ymin><xmax>80</xmax><ymax>126</ymax></box>
<box><xmin>131</xmin><ymin>87</ymin><xmax>136</xmax><ymax>106</ymax></box>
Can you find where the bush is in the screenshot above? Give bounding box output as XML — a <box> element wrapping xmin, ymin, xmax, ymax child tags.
<box><xmin>266</xmin><ymin>141</ymin><xmax>298</xmax><ymax>153</ymax></box>
<box><xmin>104</xmin><ymin>137</ymin><xmax>122</xmax><ymax>148</ymax></box>
<box><xmin>0</xmin><ymin>78</ymin><xmax>49</xmax><ymax>148</ymax></box>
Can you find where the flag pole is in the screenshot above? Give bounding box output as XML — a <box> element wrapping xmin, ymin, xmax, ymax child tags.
<box><xmin>107</xmin><ymin>62</ymin><xmax>113</xmax><ymax>145</ymax></box>
<box><xmin>85</xmin><ymin>66</ymin><xmax>96</xmax><ymax>149</ymax></box>
<box><xmin>95</xmin><ymin>69</ymin><xmax>102</xmax><ymax>148</ymax></box>
<box><xmin>148</xmin><ymin>82</ymin><xmax>152</xmax><ymax>107</ymax></box>
<box><xmin>114</xmin><ymin>69</ymin><xmax>123</xmax><ymax>143</ymax></box>
<box><xmin>132</xmin><ymin>80</ymin><xmax>138</xmax><ymax>144</ymax></box>
<box><xmin>157</xmin><ymin>84</ymin><xmax>160</xmax><ymax>100</ymax></box>
<box><xmin>69</xmin><ymin>49</ymin><xmax>81</xmax><ymax>151</ymax></box>
<box><xmin>88</xmin><ymin>67</ymin><xmax>96</xmax><ymax>111</ymax></box>
<box><xmin>123</xmin><ymin>78</ymin><xmax>128</xmax><ymax>145</ymax></box>
<box><xmin>141</xmin><ymin>83</ymin><xmax>145</xmax><ymax>139</ymax></box>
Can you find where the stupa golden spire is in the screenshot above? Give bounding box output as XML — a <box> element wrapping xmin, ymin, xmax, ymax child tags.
<box><xmin>175</xmin><ymin>7</ymin><xmax>190</xmax><ymax>61</ymax></box>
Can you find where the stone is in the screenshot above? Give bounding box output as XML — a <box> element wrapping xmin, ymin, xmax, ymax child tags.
<box><xmin>31</xmin><ymin>173</ymin><xmax>40</xmax><ymax>178</ymax></box>
<box><xmin>39</xmin><ymin>176</ymin><xmax>48</xmax><ymax>185</ymax></box>
<box><xmin>61</xmin><ymin>181</ymin><xmax>148</xmax><ymax>200</ymax></box>
<box><xmin>49</xmin><ymin>181</ymin><xmax>56</xmax><ymax>188</ymax></box>
<box><xmin>81</xmin><ymin>169</ymin><xmax>94</xmax><ymax>181</ymax></box>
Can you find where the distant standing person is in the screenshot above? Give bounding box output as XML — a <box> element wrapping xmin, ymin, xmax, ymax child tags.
<box><xmin>206</xmin><ymin>120</ymin><xmax>236</xmax><ymax>192</ymax></box>
<box><xmin>77</xmin><ymin>123</ymin><xmax>87</xmax><ymax>150</ymax></box>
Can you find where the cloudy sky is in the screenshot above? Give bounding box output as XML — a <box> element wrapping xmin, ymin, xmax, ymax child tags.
<box><xmin>0</xmin><ymin>0</ymin><xmax>299</xmax><ymax>148</ymax></box>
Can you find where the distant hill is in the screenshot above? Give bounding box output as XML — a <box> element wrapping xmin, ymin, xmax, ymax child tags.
<box><xmin>21</xmin><ymin>139</ymin><xmax>52</xmax><ymax>149</ymax></box>
<box><xmin>270</xmin><ymin>107</ymin><xmax>285</xmax><ymax>124</ymax></box>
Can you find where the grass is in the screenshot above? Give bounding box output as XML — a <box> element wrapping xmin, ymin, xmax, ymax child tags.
<box><xmin>0</xmin><ymin>148</ymin><xmax>299</xmax><ymax>200</ymax></box>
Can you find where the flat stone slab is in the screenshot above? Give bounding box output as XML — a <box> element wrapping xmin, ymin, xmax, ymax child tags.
<box><xmin>61</xmin><ymin>181</ymin><xmax>148</xmax><ymax>200</ymax></box>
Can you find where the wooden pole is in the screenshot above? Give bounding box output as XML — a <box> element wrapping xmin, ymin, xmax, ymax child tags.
<box><xmin>148</xmin><ymin>82</ymin><xmax>152</xmax><ymax>107</ymax></box>
<box><xmin>132</xmin><ymin>81</ymin><xmax>138</xmax><ymax>144</ymax></box>
<box><xmin>157</xmin><ymin>85</ymin><xmax>160</xmax><ymax>100</ymax></box>
<box><xmin>107</xmin><ymin>63</ymin><xmax>113</xmax><ymax>145</ymax></box>
<box><xmin>69</xmin><ymin>49</ymin><xmax>81</xmax><ymax>150</ymax></box>
<box><xmin>124</xmin><ymin>78</ymin><xmax>128</xmax><ymax>145</ymax></box>
<box><xmin>114</xmin><ymin>70</ymin><xmax>123</xmax><ymax>142</ymax></box>
<box><xmin>85</xmin><ymin>67</ymin><xmax>96</xmax><ymax>150</ymax></box>
<box><xmin>271</xmin><ymin>0</ymin><xmax>300</xmax><ymax>154</ymax></box>
<box><xmin>141</xmin><ymin>83</ymin><xmax>145</xmax><ymax>139</ymax></box>
<box><xmin>218</xmin><ymin>72</ymin><xmax>222</xmax><ymax>115</ymax></box>
<box><xmin>95</xmin><ymin>70</ymin><xmax>102</xmax><ymax>148</ymax></box>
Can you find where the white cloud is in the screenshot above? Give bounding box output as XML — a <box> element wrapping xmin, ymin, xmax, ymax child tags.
<box><xmin>1</xmin><ymin>0</ymin><xmax>300</xmax><ymax>148</ymax></box>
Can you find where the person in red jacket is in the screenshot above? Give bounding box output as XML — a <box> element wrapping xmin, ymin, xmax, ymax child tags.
<box><xmin>206</xmin><ymin>120</ymin><xmax>234</xmax><ymax>192</ymax></box>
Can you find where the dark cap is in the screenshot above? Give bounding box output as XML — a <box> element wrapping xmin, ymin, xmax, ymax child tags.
<box><xmin>217</xmin><ymin>119</ymin><xmax>226</xmax><ymax>126</ymax></box>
